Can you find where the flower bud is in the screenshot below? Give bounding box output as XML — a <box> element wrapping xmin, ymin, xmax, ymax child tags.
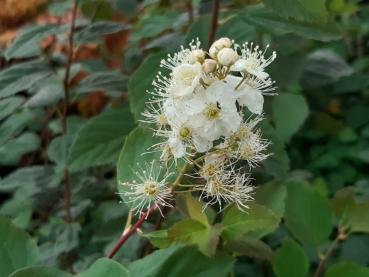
<box><xmin>202</xmin><ymin>59</ymin><xmax>217</xmax><ymax>73</ymax></box>
<box><xmin>217</xmin><ymin>48</ymin><xmax>239</xmax><ymax>66</ymax></box>
<box><xmin>209</xmin><ymin>37</ymin><xmax>232</xmax><ymax>58</ymax></box>
<box><xmin>189</xmin><ymin>49</ymin><xmax>205</xmax><ymax>64</ymax></box>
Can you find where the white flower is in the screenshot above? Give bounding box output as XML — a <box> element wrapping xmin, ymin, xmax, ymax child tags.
<box><xmin>119</xmin><ymin>162</ymin><xmax>173</xmax><ymax>216</ymax></box>
<box><xmin>141</xmin><ymin>101</ymin><xmax>168</xmax><ymax>131</ymax></box>
<box><xmin>231</xmin><ymin>43</ymin><xmax>276</xmax><ymax>81</ymax></box>
<box><xmin>202</xmin><ymin>58</ymin><xmax>217</xmax><ymax>74</ymax></box>
<box><xmin>209</xmin><ymin>37</ymin><xmax>232</xmax><ymax>58</ymax></box>
<box><xmin>217</xmin><ymin>48</ymin><xmax>239</xmax><ymax>66</ymax></box>
<box><xmin>198</xmin><ymin>170</ymin><xmax>253</xmax><ymax>212</ymax></box>
<box><xmin>226</xmin><ymin>75</ymin><xmax>275</xmax><ymax>114</ymax></box>
<box><xmin>185</xmin><ymin>81</ymin><xmax>242</xmax><ymax>142</ymax></box>
<box><xmin>169</xmin><ymin>62</ymin><xmax>203</xmax><ymax>98</ymax></box>
<box><xmin>189</xmin><ymin>49</ymin><xmax>205</xmax><ymax>64</ymax></box>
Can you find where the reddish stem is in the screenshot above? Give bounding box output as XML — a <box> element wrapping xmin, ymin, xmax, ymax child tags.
<box><xmin>107</xmin><ymin>205</ymin><xmax>157</xmax><ymax>259</ymax></box>
<box><xmin>206</xmin><ymin>0</ymin><xmax>220</xmax><ymax>51</ymax></box>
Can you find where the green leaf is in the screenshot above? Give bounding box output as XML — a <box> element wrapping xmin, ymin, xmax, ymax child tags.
<box><xmin>178</xmin><ymin>193</ymin><xmax>208</xmax><ymax>225</ymax></box>
<box><xmin>0</xmin><ymin>166</ymin><xmax>54</xmax><ymax>192</ymax></box>
<box><xmin>9</xmin><ymin>266</ymin><xmax>71</xmax><ymax>277</ymax></box>
<box><xmin>0</xmin><ymin>97</ymin><xmax>23</xmax><ymax>121</ymax></box>
<box><xmin>128</xmin><ymin>245</ymin><xmax>234</xmax><ymax>277</ymax></box>
<box><xmin>222</xmin><ymin>202</ymin><xmax>280</xmax><ymax>240</ymax></box>
<box><xmin>254</xmin><ymin>182</ymin><xmax>287</xmax><ymax>218</ymax></box>
<box><xmin>75</xmin><ymin>22</ymin><xmax>129</xmax><ymax>44</ymax></box>
<box><xmin>260</xmin><ymin>121</ymin><xmax>290</xmax><ymax>178</ymax></box>
<box><xmin>0</xmin><ymin>132</ymin><xmax>40</xmax><ymax>166</ymax></box>
<box><xmin>0</xmin><ymin>216</ymin><xmax>40</xmax><ymax>277</ymax></box>
<box><xmin>262</xmin><ymin>0</ymin><xmax>328</xmax><ymax>22</ymax></box>
<box><xmin>224</xmin><ymin>236</ymin><xmax>273</xmax><ymax>261</ymax></box>
<box><xmin>0</xmin><ymin>109</ymin><xmax>36</xmax><ymax>145</ymax></box>
<box><xmin>240</xmin><ymin>6</ymin><xmax>341</xmax><ymax>41</ymax></box>
<box><xmin>144</xmin><ymin>230</ymin><xmax>172</xmax><ymax>248</ymax></box>
<box><xmin>301</xmin><ymin>50</ymin><xmax>353</xmax><ymax>88</ymax></box>
<box><xmin>4</xmin><ymin>24</ymin><xmax>67</xmax><ymax>59</ymax></box>
<box><xmin>0</xmin><ymin>61</ymin><xmax>51</xmax><ymax>99</ymax></box>
<box><xmin>284</xmin><ymin>182</ymin><xmax>333</xmax><ymax>245</ymax></box>
<box><xmin>185</xmin><ymin>15</ymin><xmax>211</xmax><ymax>45</ymax></box>
<box><xmin>128</xmin><ymin>52</ymin><xmax>165</xmax><ymax>122</ymax></box>
<box><xmin>76</xmin><ymin>72</ymin><xmax>128</xmax><ymax>94</ymax></box>
<box><xmin>325</xmin><ymin>262</ymin><xmax>369</xmax><ymax>277</ymax></box>
<box><xmin>272</xmin><ymin>239</ymin><xmax>309</xmax><ymax>277</ymax></box>
<box><xmin>216</xmin><ymin>16</ymin><xmax>256</xmax><ymax>43</ymax></box>
<box><xmin>117</xmin><ymin>126</ymin><xmax>161</xmax><ymax>207</ymax></box>
<box><xmin>273</xmin><ymin>93</ymin><xmax>309</xmax><ymax>142</ymax></box>
<box><xmin>168</xmin><ymin>219</ymin><xmax>222</xmax><ymax>256</ymax></box>
<box><xmin>69</xmin><ymin>106</ymin><xmax>135</xmax><ymax>171</ymax></box>
<box><xmin>78</xmin><ymin>258</ymin><xmax>129</xmax><ymax>277</ymax></box>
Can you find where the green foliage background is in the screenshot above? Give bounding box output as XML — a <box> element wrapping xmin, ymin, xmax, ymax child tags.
<box><xmin>1</xmin><ymin>0</ymin><xmax>369</xmax><ymax>276</ymax></box>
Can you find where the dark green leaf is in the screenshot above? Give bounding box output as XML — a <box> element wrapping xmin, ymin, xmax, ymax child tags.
<box><xmin>75</xmin><ymin>22</ymin><xmax>129</xmax><ymax>43</ymax></box>
<box><xmin>284</xmin><ymin>182</ymin><xmax>333</xmax><ymax>245</ymax></box>
<box><xmin>128</xmin><ymin>52</ymin><xmax>165</xmax><ymax>122</ymax></box>
<box><xmin>272</xmin><ymin>239</ymin><xmax>309</xmax><ymax>277</ymax></box>
<box><xmin>254</xmin><ymin>182</ymin><xmax>287</xmax><ymax>218</ymax></box>
<box><xmin>262</xmin><ymin>0</ymin><xmax>328</xmax><ymax>22</ymax></box>
<box><xmin>222</xmin><ymin>203</ymin><xmax>280</xmax><ymax>240</ymax></box>
<box><xmin>272</xmin><ymin>93</ymin><xmax>309</xmax><ymax>142</ymax></box>
<box><xmin>69</xmin><ymin>106</ymin><xmax>135</xmax><ymax>171</ymax></box>
<box><xmin>0</xmin><ymin>97</ymin><xmax>23</xmax><ymax>121</ymax></box>
<box><xmin>224</xmin><ymin>236</ymin><xmax>273</xmax><ymax>261</ymax></box>
<box><xmin>128</xmin><ymin>245</ymin><xmax>234</xmax><ymax>277</ymax></box>
<box><xmin>78</xmin><ymin>258</ymin><xmax>129</xmax><ymax>277</ymax></box>
<box><xmin>76</xmin><ymin>72</ymin><xmax>128</xmax><ymax>94</ymax></box>
<box><xmin>9</xmin><ymin>266</ymin><xmax>71</xmax><ymax>277</ymax></box>
<box><xmin>325</xmin><ymin>262</ymin><xmax>369</xmax><ymax>277</ymax></box>
<box><xmin>0</xmin><ymin>216</ymin><xmax>40</xmax><ymax>277</ymax></box>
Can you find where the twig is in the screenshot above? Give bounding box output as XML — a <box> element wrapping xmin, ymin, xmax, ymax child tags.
<box><xmin>61</xmin><ymin>0</ymin><xmax>79</xmax><ymax>222</ymax></box>
<box><xmin>186</xmin><ymin>0</ymin><xmax>194</xmax><ymax>24</ymax></box>
<box><xmin>107</xmin><ymin>205</ymin><xmax>157</xmax><ymax>259</ymax></box>
<box><xmin>313</xmin><ymin>227</ymin><xmax>348</xmax><ymax>277</ymax></box>
<box><xmin>206</xmin><ymin>0</ymin><xmax>220</xmax><ymax>51</ymax></box>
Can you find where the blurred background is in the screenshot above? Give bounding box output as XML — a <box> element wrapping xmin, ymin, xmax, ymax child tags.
<box><xmin>0</xmin><ymin>0</ymin><xmax>369</xmax><ymax>276</ymax></box>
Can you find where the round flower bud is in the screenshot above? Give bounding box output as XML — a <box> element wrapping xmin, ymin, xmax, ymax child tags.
<box><xmin>202</xmin><ymin>59</ymin><xmax>217</xmax><ymax>73</ymax></box>
<box><xmin>217</xmin><ymin>48</ymin><xmax>239</xmax><ymax>66</ymax></box>
<box><xmin>189</xmin><ymin>49</ymin><xmax>205</xmax><ymax>64</ymax></box>
<box><xmin>209</xmin><ymin>37</ymin><xmax>232</xmax><ymax>58</ymax></box>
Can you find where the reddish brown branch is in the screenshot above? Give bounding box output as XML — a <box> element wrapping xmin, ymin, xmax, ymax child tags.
<box><xmin>62</xmin><ymin>0</ymin><xmax>79</xmax><ymax>222</ymax></box>
<box><xmin>186</xmin><ymin>0</ymin><xmax>194</xmax><ymax>24</ymax></box>
<box><xmin>206</xmin><ymin>0</ymin><xmax>220</xmax><ymax>51</ymax></box>
<box><xmin>107</xmin><ymin>206</ymin><xmax>157</xmax><ymax>259</ymax></box>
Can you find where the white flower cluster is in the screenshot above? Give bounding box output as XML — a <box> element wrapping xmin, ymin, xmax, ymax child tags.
<box><xmin>122</xmin><ymin>37</ymin><xmax>277</xmax><ymax>215</ymax></box>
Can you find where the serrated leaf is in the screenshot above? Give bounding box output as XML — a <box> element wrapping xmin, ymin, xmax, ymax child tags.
<box><xmin>222</xmin><ymin>202</ymin><xmax>280</xmax><ymax>240</ymax></box>
<box><xmin>128</xmin><ymin>52</ymin><xmax>165</xmax><ymax>122</ymax></box>
<box><xmin>75</xmin><ymin>22</ymin><xmax>129</xmax><ymax>44</ymax></box>
<box><xmin>179</xmin><ymin>193</ymin><xmax>208</xmax><ymax>225</ymax></box>
<box><xmin>285</xmin><ymin>182</ymin><xmax>333</xmax><ymax>245</ymax></box>
<box><xmin>272</xmin><ymin>239</ymin><xmax>309</xmax><ymax>277</ymax></box>
<box><xmin>262</xmin><ymin>0</ymin><xmax>328</xmax><ymax>22</ymax></box>
<box><xmin>325</xmin><ymin>262</ymin><xmax>369</xmax><ymax>277</ymax></box>
<box><xmin>0</xmin><ymin>132</ymin><xmax>40</xmax><ymax>166</ymax></box>
<box><xmin>0</xmin><ymin>97</ymin><xmax>23</xmax><ymax>121</ymax></box>
<box><xmin>240</xmin><ymin>6</ymin><xmax>341</xmax><ymax>41</ymax></box>
<box><xmin>69</xmin><ymin>106</ymin><xmax>135</xmax><ymax>171</ymax></box>
<box><xmin>0</xmin><ymin>216</ymin><xmax>40</xmax><ymax>277</ymax></box>
<box><xmin>0</xmin><ymin>61</ymin><xmax>51</xmax><ymax>99</ymax></box>
<box><xmin>128</xmin><ymin>245</ymin><xmax>234</xmax><ymax>277</ymax></box>
<box><xmin>273</xmin><ymin>93</ymin><xmax>309</xmax><ymax>142</ymax></box>
<box><xmin>4</xmin><ymin>24</ymin><xmax>67</xmax><ymax>59</ymax></box>
<box><xmin>78</xmin><ymin>258</ymin><xmax>129</xmax><ymax>277</ymax></box>
<box><xmin>76</xmin><ymin>72</ymin><xmax>128</xmax><ymax>94</ymax></box>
